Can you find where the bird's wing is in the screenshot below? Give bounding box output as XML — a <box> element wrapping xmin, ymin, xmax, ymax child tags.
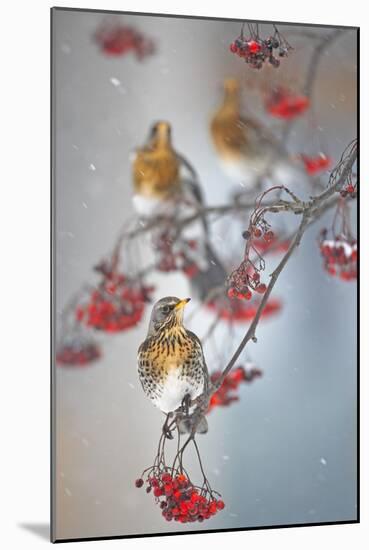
<box><xmin>186</xmin><ymin>330</ymin><xmax>209</xmax><ymax>389</ymax></box>
<box><xmin>182</xmin><ymin>178</ymin><xmax>204</xmax><ymax>208</ymax></box>
<box><xmin>173</xmin><ymin>150</ymin><xmax>210</xmax><ymax>238</ymax></box>
<box><xmin>176</xmin><ymin>152</ymin><xmax>199</xmax><ymax>182</ymax></box>
<box><xmin>175</xmin><ymin>152</ymin><xmax>204</xmax><ymax>206</ymax></box>
<box><xmin>137</xmin><ymin>339</ymin><xmax>156</xmax><ymax>396</ymax></box>
<box><xmin>239</xmin><ymin>115</ymin><xmax>285</xmax><ymax>156</ymax></box>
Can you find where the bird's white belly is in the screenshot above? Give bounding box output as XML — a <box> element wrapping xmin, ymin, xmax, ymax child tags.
<box><xmin>132</xmin><ymin>194</ymin><xmax>176</xmax><ymax>217</ymax></box>
<box><xmin>219</xmin><ymin>157</ymin><xmax>270</xmax><ymax>185</ymax></box>
<box><xmin>219</xmin><ymin>156</ymin><xmax>308</xmax><ymax>189</ymax></box>
<box><xmin>153</xmin><ymin>368</ymin><xmax>204</xmax><ymax>414</ymax></box>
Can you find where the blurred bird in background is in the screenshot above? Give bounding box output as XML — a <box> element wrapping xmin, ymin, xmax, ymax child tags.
<box><xmin>210</xmin><ymin>78</ymin><xmax>306</xmax><ymax>188</ymax></box>
<box><xmin>131</xmin><ymin>121</ymin><xmax>227</xmax><ymax>301</ymax></box>
<box><xmin>132</xmin><ymin>121</ymin><xmax>201</xmax><ymax>218</ymax></box>
<box><xmin>138</xmin><ymin>296</ymin><xmax>209</xmax><ymax>436</ymax></box>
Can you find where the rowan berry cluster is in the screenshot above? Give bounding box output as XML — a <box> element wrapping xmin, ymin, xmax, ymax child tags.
<box><xmin>94</xmin><ymin>21</ymin><xmax>155</xmax><ymax>60</ymax></box>
<box><xmin>154</xmin><ymin>232</ymin><xmax>200</xmax><ymax>278</ymax></box>
<box><xmin>229</xmin><ymin>29</ymin><xmax>291</xmax><ymax>69</ymax></box>
<box><xmin>319</xmin><ymin>230</ymin><xmax>357</xmax><ymax>281</ymax></box>
<box><xmin>265</xmin><ymin>87</ymin><xmax>310</xmax><ymax>119</ymax></box>
<box><xmin>56</xmin><ymin>338</ymin><xmax>101</xmax><ymax>367</ymax></box>
<box><xmin>135</xmin><ymin>471</ymin><xmax>225</xmax><ymax>523</ymax></box>
<box><xmin>75</xmin><ymin>271</ymin><xmax>154</xmax><ymax>332</ymax></box>
<box><xmin>208</xmin><ymin>365</ymin><xmax>262</xmax><ymax>412</ymax></box>
<box><xmin>340</xmin><ymin>180</ymin><xmax>357</xmax><ymax>199</ymax></box>
<box><xmin>228</xmin><ymin>223</ymin><xmax>273</xmax><ymax>301</ymax></box>
<box><xmin>227</xmin><ymin>260</ymin><xmax>267</xmax><ymax>301</ymax></box>
<box><xmin>253</xmin><ymin>233</ymin><xmax>291</xmax><ymax>255</ymax></box>
<box><xmin>302</xmin><ymin>153</ymin><xmax>332</xmax><ymax>175</ymax></box>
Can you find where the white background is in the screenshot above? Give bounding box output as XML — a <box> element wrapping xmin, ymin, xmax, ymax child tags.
<box><xmin>0</xmin><ymin>0</ymin><xmax>366</xmax><ymax>548</ymax></box>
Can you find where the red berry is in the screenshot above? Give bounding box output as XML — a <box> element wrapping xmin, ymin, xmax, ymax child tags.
<box><xmin>253</xmin><ymin>227</ymin><xmax>262</xmax><ymax>238</ymax></box>
<box><xmin>242</xmin><ymin>288</ymin><xmax>252</xmax><ymax>300</ymax></box>
<box><xmin>135</xmin><ymin>478</ymin><xmax>144</xmax><ymax>488</ymax></box>
<box><xmin>183</xmin><ymin>263</ymin><xmax>199</xmax><ymax>278</ymax></box>
<box><xmin>255</xmin><ymin>283</ymin><xmax>267</xmax><ymax>294</ymax></box>
<box><xmin>217</xmin><ymin>500</ymin><xmax>225</xmax><ymax>510</ymax></box>
<box><xmin>164</xmin><ymin>484</ymin><xmax>173</xmax><ymax>496</ymax></box>
<box><xmin>227</xmin><ymin>287</ymin><xmax>238</xmax><ymax>299</ymax></box>
<box><xmin>264</xmin><ymin>230</ymin><xmax>274</xmax><ymax>243</ymax></box>
<box><xmin>248</xmin><ymin>40</ymin><xmax>261</xmax><ymax>53</ymax></box>
<box><xmin>75</xmin><ymin>306</ymin><xmax>84</xmax><ymax>321</ymax></box>
<box><xmin>209</xmin><ymin>501</ymin><xmax>217</xmax><ymax>514</ymax></box>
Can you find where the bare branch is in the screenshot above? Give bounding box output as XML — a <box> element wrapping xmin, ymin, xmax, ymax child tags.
<box><xmin>213</xmin><ymin>212</ymin><xmax>309</xmax><ymax>390</ymax></box>
<box><xmin>303</xmin><ymin>28</ymin><xmax>346</xmax><ymax>98</ymax></box>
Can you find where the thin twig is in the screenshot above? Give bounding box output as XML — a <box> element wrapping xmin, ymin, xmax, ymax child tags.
<box><xmin>214</xmin><ymin>212</ymin><xmax>309</xmax><ymax>390</ymax></box>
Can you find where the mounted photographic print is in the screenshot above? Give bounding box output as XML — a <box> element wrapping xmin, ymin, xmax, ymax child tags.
<box><xmin>51</xmin><ymin>7</ymin><xmax>358</xmax><ymax>543</ymax></box>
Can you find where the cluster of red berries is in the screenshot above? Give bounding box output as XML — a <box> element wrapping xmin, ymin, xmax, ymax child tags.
<box><xmin>208</xmin><ymin>365</ymin><xmax>262</xmax><ymax>412</ymax></box>
<box><xmin>319</xmin><ymin>231</ymin><xmax>357</xmax><ymax>281</ymax></box>
<box><xmin>227</xmin><ymin>261</ymin><xmax>267</xmax><ymax>301</ymax></box>
<box><xmin>340</xmin><ymin>181</ymin><xmax>357</xmax><ymax>199</ymax></box>
<box><xmin>301</xmin><ymin>153</ymin><xmax>332</xmax><ymax>175</ymax></box>
<box><xmin>154</xmin><ymin>234</ymin><xmax>200</xmax><ymax>279</ymax></box>
<box><xmin>265</xmin><ymin>87</ymin><xmax>310</xmax><ymax>119</ymax></box>
<box><xmin>229</xmin><ymin>34</ymin><xmax>291</xmax><ymax>69</ymax></box>
<box><xmin>228</xmin><ymin>224</ymin><xmax>274</xmax><ymax>301</ymax></box>
<box><xmin>206</xmin><ymin>296</ymin><xmax>282</xmax><ymax>322</ymax></box>
<box><xmin>56</xmin><ymin>339</ymin><xmax>101</xmax><ymax>367</ymax></box>
<box><xmin>75</xmin><ymin>272</ymin><xmax>154</xmax><ymax>332</ymax></box>
<box><xmin>243</xmin><ymin>223</ymin><xmax>275</xmax><ymax>245</ymax></box>
<box><xmin>135</xmin><ymin>472</ymin><xmax>225</xmax><ymax>523</ymax></box>
<box><xmin>253</xmin><ymin>234</ymin><xmax>291</xmax><ymax>255</ymax></box>
<box><xmin>94</xmin><ymin>21</ymin><xmax>155</xmax><ymax>60</ymax></box>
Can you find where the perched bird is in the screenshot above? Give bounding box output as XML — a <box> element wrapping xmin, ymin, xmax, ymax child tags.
<box><xmin>138</xmin><ymin>296</ymin><xmax>209</xmax><ymax>434</ymax></box>
<box><xmin>210</xmin><ymin>77</ymin><xmax>304</xmax><ymax>186</ymax></box>
<box><xmin>131</xmin><ymin>122</ymin><xmax>227</xmax><ymax>301</ymax></box>
<box><xmin>131</xmin><ymin>121</ymin><xmax>201</xmax><ymax>218</ymax></box>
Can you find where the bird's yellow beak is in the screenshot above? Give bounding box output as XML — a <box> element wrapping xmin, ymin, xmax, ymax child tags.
<box><xmin>175</xmin><ymin>298</ymin><xmax>191</xmax><ymax>310</ymax></box>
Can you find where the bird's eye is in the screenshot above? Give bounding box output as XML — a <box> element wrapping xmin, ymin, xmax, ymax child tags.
<box><xmin>161</xmin><ymin>305</ymin><xmax>170</xmax><ymax>314</ymax></box>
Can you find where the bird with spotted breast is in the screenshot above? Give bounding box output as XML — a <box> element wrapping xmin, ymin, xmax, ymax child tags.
<box><xmin>210</xmin><ymin>77</ymin><xmax>306</xmax><ymax>187</ymax></box>
<box><xmin>131</xmin><ymin>121</ymin><xmax>227</xmax><ymax>302</ymax></box>
<box><xmin>138</xmin><ymin>296</ymin><xmax>209</xmax><ymax>437</ymax></box>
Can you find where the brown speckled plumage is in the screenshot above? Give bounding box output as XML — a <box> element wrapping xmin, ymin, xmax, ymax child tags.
<box><xmin>137</xmin><ymin>297</ymin><xmax>208</xmax><ymax>413</ymax></box>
